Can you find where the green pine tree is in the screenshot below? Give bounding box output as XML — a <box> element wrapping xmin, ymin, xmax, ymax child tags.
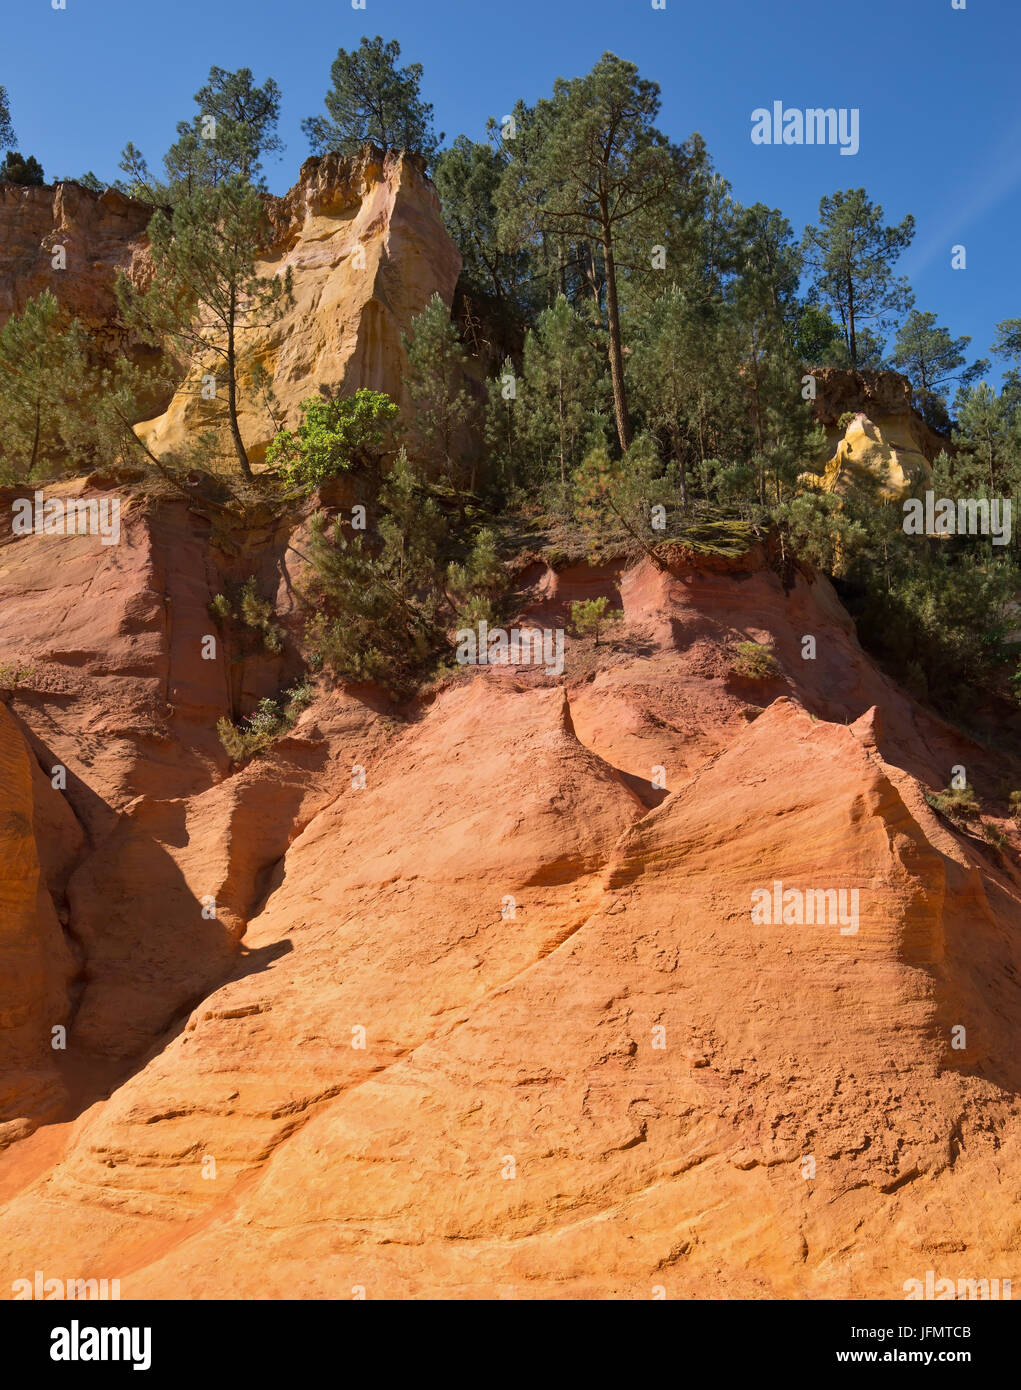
<box><xmin>402</xmin><ymin>293</ymin><xmax>480</xmax><ymax>489</ymax></box>
<box><xmin>801</xmin><ymin>189</ymin><xmax>915</xmax><ymax>367</ymax></box>
<box><xmin>892</xmin><ymin>310</ymin><xmax>988</xmax><ymax>428</ymax></box>
<box><xmin>497</xmin><ymin>53</ymin><xmax>680</xmax><ymax>452</ymax></box>
<box><xmin>117</xmin><ymin>175</ymin><xmax>294</xmax><ymax>481</ymax></box>
<box><xmin>302</xmin><ymin>36</ymin><xmax>440</xmax><ymax>164</ymax></box>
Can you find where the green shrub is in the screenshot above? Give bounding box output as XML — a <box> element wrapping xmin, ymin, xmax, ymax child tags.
<box><xmin>266</xmin><ymin>387</ymin><xmax>398</xmax><ymax>489</ymax></box>
<box><xmin>925</xmin><ymin>785</ymin><xmax>980</xmax><ymax>823</ymax></box>
<box><xmin>209</xmin><ymin>578</ymin><xmax>284</xmax><ymax>653</ymax></box>
<box><xmin>0</xmin><ymin>662</ymin><xmax>34</xmax><ymax>687</ymax></box>
<box><xmin>731</xmin><ymin>640</ymin><xmax>779</xmax><ymax>680</ymax></box>
<box><xmin>217</xmin><ymin>680</ymin><xmax>314</xmax><ymax>764</ymax></box>
<box><xmin>570</xmin><ymin>596</ymin><xmax>613</xmax><ymax>645</ymax></box>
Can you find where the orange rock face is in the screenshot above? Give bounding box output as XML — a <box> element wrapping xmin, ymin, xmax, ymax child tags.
<box><xmin>0</xmin><ymin>494</ymin><xmax>1019</xmax><ymax>1300</ymax></box>
<box><xmin>137</xmin><ymin>148</ymin><xmax>462</xmax><ymax>463</ymax></box>
<box><xmin>0</xmin><ymin>180</ymin><xmax>153</xmax><ymax>337</ymax></box>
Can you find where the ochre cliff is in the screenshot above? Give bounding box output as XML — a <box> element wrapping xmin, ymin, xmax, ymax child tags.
<box><xmin>136</xmin><ymin>148</ymin><xmax>462</xmax><ymax>463</ymax></box>
<box><xmin>805</xmin><ymin>367</ymin><xmax>947</xmax><ymax>497</ymax></box>
<box><xmin>1</xmin><ymin>150</ymin><xmax>461</xmax><ymax>461</ymax></box>
<box><xmin>0</xmin><ymin>490</ymin><xmax>1019</xmax><ymax>1299</ymax></box>
<box><xmin>0</xmin><ymin>179</ymin><xmax>153</xmax><ymax>339</ymax></box>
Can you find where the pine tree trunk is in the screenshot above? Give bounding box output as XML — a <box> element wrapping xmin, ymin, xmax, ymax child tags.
<box><xmin>600</xmin><ymin>207</ymin><xmax>632</xmax><ymax>453</ymax></box>
<box><xmin>227</xmin><ymin>286</ymin><xmax>253</xmax><ymax>481</ymax></box>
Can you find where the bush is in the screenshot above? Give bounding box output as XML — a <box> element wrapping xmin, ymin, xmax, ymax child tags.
<box><xmin>1009</xmin><ymin>790</ymin><xmax>1021</xmax><ymax>822</ymax></box>
<box><xmin>0</xmin><ymin>662</ymin><xmax>34</xmax><ymax>687</ymax></box>
<box><xmin>210</xmin><ymin>578</ymin><xmax>284</xmax><ymax>653</ymax></box>
<box><xmin>266</xmin><ymin>387</ymin><xmax>398</xmax><ymax>489</ymax></box>
<box><xmin>731</xmin><ymin>640</ymin><xmax>780</xmax><ymax>680</ymax></box>
<box><xmin>570</xmin><ymin>596</ymin><xmax>612</xmax><ymax>645</ymax></box>
<box><xmin>217</xmin><ymin>680</ymin><xmax>314</xmax><ymax>764</ymax></box>
<box><xmin>925</xmin><ymin>785</ymin><xmax>980</xmax><ymax>824</ymax></box>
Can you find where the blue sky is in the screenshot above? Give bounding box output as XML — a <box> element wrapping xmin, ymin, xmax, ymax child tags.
<box><xmin>5</xmin><ymin>0</ymin><xmax>1019</xmax><ymax>385</ymax></box>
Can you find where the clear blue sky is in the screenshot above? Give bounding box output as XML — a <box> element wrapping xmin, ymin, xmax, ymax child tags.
<box><xmin>6</xmin><ymin>0</ymin><xmax>1020</xmax><ymax>383</ymax></box>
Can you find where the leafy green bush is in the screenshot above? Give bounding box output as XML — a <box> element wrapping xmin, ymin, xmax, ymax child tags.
<box><xmin>731</xmin><ymin>640</ymin><xmax>779</xmax><ymax>679</ymax></box>
<box><xmin>266</xmin><ymin>387</ymin><xmax>398</xmax><ymax>489</ymax></box>
<box><xmin>216</xmin><ymin>680</ymin><xmax>314</xmax><ymax>763</ymax></box>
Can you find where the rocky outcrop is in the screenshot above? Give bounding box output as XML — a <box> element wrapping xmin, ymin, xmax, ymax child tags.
<box><xmin>0</xmin><ymin>704</ymin><xmax>76</xmax><ymax>1147</ymax></box>
<box><xmin>0</xmin><ymin>492</ymin><xmax>1019</xmax><ymax>1297</ymax></box>
<box><xmin>137</xmin><ymin>148</ymin><xmax>462</xmax><ymax>463</ymax></box>
<box><xmin>0</xmin><ymin>179</ymin><xmax>154</xmax><ymax>345</ymax></box>
<box><xmin>804</xmin><ymin>367</ymin><xmax>948</xmax><ymax>497</ymax></box>
<box><xmin>1</xmin><ymin>151</ymin><xmax>461</xmax><ymax>463</ymax></box>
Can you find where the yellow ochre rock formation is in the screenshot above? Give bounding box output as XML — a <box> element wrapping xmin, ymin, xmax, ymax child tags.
<box><xmin>135</xmin><ymin>147</ymin><xmax>462</xmax><ymax>464</ymax></box>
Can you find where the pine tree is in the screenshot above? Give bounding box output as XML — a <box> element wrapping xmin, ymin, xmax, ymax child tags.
<box><xmin>304</xmin><ymin>449</ymin><xmax>448</xmax><ymax>693</ymax></box>
<box><xmin>497</xmin><ymin>53</ymin><xmax>679</xmax><ymax>452</ymax></box>
<box><xmin>0</xmin><ymin>293</ymin><xmax>93</xmax><ymax>481</ymax></box>
<box><xmin>0</xmin><ymin>152</ymin><xmax>44</xmax><ymax>185</ymax></box>
<box><xmin>117</xmin><ymin>176</ymin><xmax>294</xmax><ymax>481</ymax></box>
<box><xmin>892</xmin><ymin>310</ymin><xmax>988</xmax><ymax>428</ymax></box>
<box><xmin>520</xmin><ymin>295</ymin><xmax>607</xmax><ymax>497</ymax></box>
<box><xmin>302</xmin><ymin>36</ymin><xmax>440</xmax><ymax>164</ymax></box>
<box><xmin>801</xmin><ymin>189</ymin><xmax>915</xmax><ymax>367</ymax></box>
<box><xmin>118</xmin><ymin>67</ymin><xmax>282</xmax><ymax>202</ymax></box>
<box><xmin>403</xmin><ymin>293</ymin><xmax>479</xmax><ymax>488</ymax></box>
<box><xmin>0</xmin><ymin>292</ymin><xmax>170</xmax><ymax>484</ymax></box>
<box><xmin>0</xmin><ymin>85</ymin><xmax>15</xmax><ymax>152</ymax></box>
<box><xmin>433</xmin><ymin>135</ymin><xmax>532</xmax><ymax>364</ymax></box>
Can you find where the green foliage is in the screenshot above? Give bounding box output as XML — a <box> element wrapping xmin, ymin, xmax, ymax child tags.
<box><xmin>925</xmin><ymin>785</ymin><xmax>980</xmax><ymax>824</ymax></box>
<box><xmin>210</xmin><ymin>578</ymin><xmax>284</xmax><ymax>653</ymax></box>
<box><xmin>403</xmin><ymin>294</ymin><xmax>480</xmax><ymax>487</ymax></box>
<box><xmin>209</xmin><ymin>592</ymin><xmax>232</xmax><ymax>623</ymax></box>
<box><xmin>118</xmin><ymin>66</ymin><xmax>282</xmax><ymax>201</ymax></box>
<box><xmin>0</xmin><ymin>292</ymin><xmax>161</xmax><ymax>484</ymax></box>
<box><xmin>0</xmin><ymin>85</ymin><xmax>14</xmax><ymax>151</ymax></box>
<box><xmin>446</xmin><ymin>526</ymin><xmax>504</xmax><ymax>625</ymax></box>
<box><xmin>570</xmin><ymin>596</ymin><xmax>613</xmax><ymax>645</ymax></box>
<box><xmin>497</xmin><ymin>52</ymin><xmax>683</xmax><ymax>452</ymax></box>
<box><xmin>433</xmin><ymin>136</ymin><xmax>530</xmax><ymax>365</ymax></box>
<box><xmin>71</xmin><ymin>171</ymin><xmax>105</xmax><ymax>192</ymax></box>
<box><xmin>216</xmin><ymin>680</ymin><xmax>313</xmax><ymax>763</ymax></box>
<box><xmin>0</xmin><ymin>293</ymin><xmax>91</xmax><ymax>481</ymax></box>
<box><xmin>0</xmin><ymin>151</ymin><xmax>44</xmax><ymax>185</ymax></box>
<box><xmin>892</xmin><ymin>310</ymin><xmax>988</xmax><ymax>429</ymax></box>
<box><xmin>302</xmin><ymin>36</ymin><xmax>440</xmax><ymax>164</ymax></box>
<box><xmin>801</xmin><ymin>189</ymin><xmax>915</xmax><ymax>367</ymax></box>
<box><xmin>573</xmin><ymin>435</ymin><xmax>671</xmax><ymax>562</ymax></box>
<box><xmin>266</xmin><ymin>388</ymin><xmax>398</xmax><ymax>489</ymax></box>
<box><xmin>518</xmin><ymin>295</ymin><xmax>608</xmax><ymax>500</ymax></box>
<box><xmin>117</xmin><ymin>175</ymin><xmax>294</xmax><ymax>479</ymax></box>
<box><xmin>731</xmin><ymin>640</ymin><xmax>780</xmax><ymax>680</ymax></box>
<box><xmin>303</xmin><ymin>449</ymin><xmax>502</xmax><ymax>695</ymax></box>
<box><xmin>303</xmin><ymin>449</ymin><xmax>448</xmax><ymax>694</ymax></box>
<box><xmin>1008</xmin><ymin>790</ymin><xmax>1021</xmax><ymax>821</ymax></box>
<box><xmin>795</xmin><ymin>305</ymin><xmax>847</xmax><ymax>365</ymax></box>
<box><xmin>0</xmin><ymin>662</ymin><xmax>35</xmax><ymax>688</ymax></box>
<box><xmin>992</xmin><ymin>319</ymin><xmax>1021</xmax><ymax>367</ymax></box>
